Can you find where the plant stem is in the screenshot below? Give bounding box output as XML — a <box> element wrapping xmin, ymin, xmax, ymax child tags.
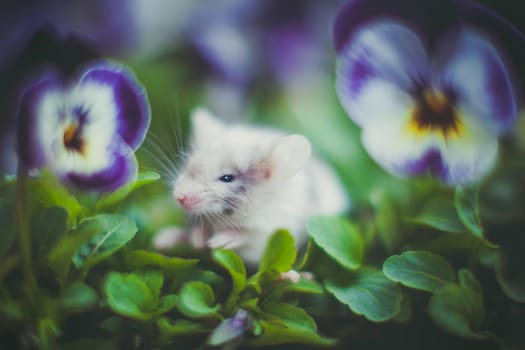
<box><xmin>15</xmin><ymin>166</ymin><xmax>36</xmax><ymax>293</ymax></box>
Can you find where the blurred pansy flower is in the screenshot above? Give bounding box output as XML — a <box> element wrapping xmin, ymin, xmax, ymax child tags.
<box><xmin>335</xmin><ymin>1</ymin><xmax>519</xmax><ymax>185</ymax></box>
<box><xmin>208</xmin><ymin>309</ymin><xmax>255</xmax><ymax>349</ymax></box>
<box><xmin>17</xmin><ymin>61</ymin><xmax>151</xmax><ymax>192</ymax></box>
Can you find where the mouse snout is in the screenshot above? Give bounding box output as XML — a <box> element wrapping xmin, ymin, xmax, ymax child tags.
<box><xmin>177</xmin><ymin>194</ymin><xmax>200</xmax><ymax>211</ymax></box>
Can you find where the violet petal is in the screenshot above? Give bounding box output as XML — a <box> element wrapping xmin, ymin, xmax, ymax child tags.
<box><xmin>64</xmin><ymin>144</ymin><xmax>137</xmax><ymax>192</ymax></box>
<box><xmin>334</xmin><ymin>0</ymin><xmax>459</xmax><ymax>54</ymax></box>
<box><xmin>16</xmin><ymin>69</ymin><xmax>62</xmax><ymax>169</ymax></box>
<box><xmin>439</xmin><ymin>29</ymin><xmax>516</xmax><ymax>133</ymax></box>
<box><xmin>78</xmin><ymin>62</ymin><xmax>151</xmax><ymax>150</ymax></box>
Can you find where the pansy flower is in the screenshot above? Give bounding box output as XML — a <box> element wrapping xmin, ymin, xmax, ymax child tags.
<box><xmin>334</xmin><ymin>0</ymin><xmax>519</xmax><ymax>185</ymax></box>
<box><xmin>17</xmin><ymin>61</ymin><xmax>151</xmax><ymax>192</ymax></box>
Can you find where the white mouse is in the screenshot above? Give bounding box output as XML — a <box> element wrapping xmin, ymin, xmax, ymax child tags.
<box><xmin>172</xmin><ymin>107</ymin><xmax>349</xmax><ymax>265</ymax></box>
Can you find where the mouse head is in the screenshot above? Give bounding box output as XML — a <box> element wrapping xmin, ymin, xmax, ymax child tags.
<box><xmin>173</xmin><ymin>107</ymin><xmax>311</xmax><ymax>217</ymax></box>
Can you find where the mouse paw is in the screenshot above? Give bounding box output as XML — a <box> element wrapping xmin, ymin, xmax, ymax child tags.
<box><xmin>208</xmin><ymin>230</ymin><xmax>247</xmax><ymax>249</ymax></box>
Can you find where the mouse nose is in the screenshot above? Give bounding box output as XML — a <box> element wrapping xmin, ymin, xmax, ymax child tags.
<box><xmin>177</xmin><ymin>195</ymin><xmax>198</xmax><ymax>210</ymax></box>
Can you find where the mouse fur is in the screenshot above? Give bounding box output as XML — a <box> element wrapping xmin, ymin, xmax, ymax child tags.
<box><xmin>172</xmin><ymin>107</ymin><xmax>349</xmax><ymax>265</ymax></box>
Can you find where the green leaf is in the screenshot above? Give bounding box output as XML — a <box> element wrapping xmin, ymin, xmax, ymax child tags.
<box><xmin>455</xmin><ymin>186</ymin><xmax>483</xmax><ymax>239</ymax></box>
<box><xmin>133</xmin><ymin>268</ymin><xmax>164</xmax><ymax>302</ymax></box>
<box><xmin>409</xmin><ymin>197</ymin><xmax>466</xmax><ymax>233</ymax></box>
<box><xmin>248</xmin><ymin>302</ymin><xmax>335</xmax><ymax>347</ymax></box>
<box><xmin>0</xmin><ymin>200</ymin><xmax>16</xmax><ymax>258</ymax></box>
<box><xmin>280</xmin><ymin>278</ymin><xmax>324</xmax><ymax>295</ymax></box>
<box><xmin>104</xmin><ymin>271</ymin><xmax>156</xmax><ymax>320</ymax></box>
<box><xmin>60</xmin><ymin>282</ymin><xmax>98</xmax><ymax>312</ymax></box>
<box><xmin>158</xmin><ymin>317</ymin><xmax>205</xmax><ymax>336</ymax></box>
<box><xmin>28</xmin><ymin>170</ymin><xmax>82</xmax><ymax>222</ymax></box>
<box><xmin>325</xmin><ymin>268</ymin><xmax>401</xmax><ymax>322</ymax></box>
<box><xmin>177</xmin><ymin>281</ymin><xmax>221</xmax><ymax>319</ymax></box>
<box><xmin>72</xmin><ymin>214</ymin><xmax>137</xmax><ymax>274</ymax></box>
<box><xmin>213</xmin><ymin>249</ymin><xmax>246</xmax><ymax>312</ymax></box>
<box><xmin>48</xmin><ymin>215</ymin><xmax>118</xmax><ymax>283</ymax></box>
<box><xmin>428</xmin><ymin>269</ymin><xmax>487</xmax><ymax>339</ymax></box>
<box><xmin>250</xmin><ymin>230</ymin><xmax>297</xmax><ymax>292</ymax></box>
<box><xmin>259</xmin><ymin>230</ymin><xmax>296</xmax><ymax>274</ymax></box>
<box><xmin>124</xmin><ymin>250</ymin><xmax>199</xmax><ymax>280</ymax></box>
<box><xmin>157</xmin><ymin>294</ymin><xmax>179</xmax><ymax>315</ymax></box>
<box><xmin>96</xmin><ymin>171</ymin><xmax>160</xmax><ymax>210</ymax></box>
<box><xmin>306</xmin><ymin>216</ymin><xmax>364</xmax><ymax>270</ymax></box>
<box><xmin>383</xmin><ymin>251</ymin><xmax>455</xmax><ymax>292</ymax></box>
<box><xmin>31</xmin><ymin>206</ymin><xmax>68</xmax><ymax>260</ymax></box>
<box><xmin>495</xmin><ymin>248</ymin><xmax>525</xmax><ymax>303</ymax></box>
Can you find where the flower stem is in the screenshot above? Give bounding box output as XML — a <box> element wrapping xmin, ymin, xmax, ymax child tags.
<box><xmin>15</xmin><ymin>166</ymin><xmax>36</xmax><ymax>293</ymax></box>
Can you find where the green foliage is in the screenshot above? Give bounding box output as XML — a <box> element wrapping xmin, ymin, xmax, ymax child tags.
<box><xmin>72</xmin><ymin>214</ymin><xmax>137</xmax><ymax>274</ymax></box>
<box><xmin>104</xmin><ymin>269</ymin><xmax>177</xmax><ymax>320</ymax></box>
<box><xmin>248</xmin><ymin>302</ymin><xmax>335</xmax><ymax>347</ymax></box>
<box><xmin>325</xmin><ymin>268</ymin><xmax>402</xmax><ymax>322</ymax></box>
<box><xmin>176</xmin><ymin>281</ymin><xmax>221</xmax><ymax>319</ymax></box>
<box><xmin>383</xmin><ymin>250</ymin><xmax>455</xmax><ymax>292</ymax></box>
<box><xmin>428</xmin><ymin>269</ymin><xmax>488</xmax><ymax>339</ymax></box>
<box><xmin>249</xmin><ymin>230</ymin><xmax>297</xmax><ymax>292</ymax></box>
<box><xmin>306</xmin><ymin>216</ymin><xmax>364</xmax><ymax>270</ymax></box>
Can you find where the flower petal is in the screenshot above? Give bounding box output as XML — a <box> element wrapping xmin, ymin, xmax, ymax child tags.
<box><xmin>361</xmin><ymin>107</ymin><xmax>498</xmax><ymax>185</ymax></box>
<box><xmin>16</xmin><ymin>70</ymin><xmax>63</xmax><ymax>169</ymax></box>
<box><xmin>336</xmin><ymin>20</ymin><xmax>428</xmax><ymax>127</ymax></box>
<box><xmin>78</xmin><ymin>62</ymin><xmax>151</xmax><ymax>150</ymax></box>
<box><xmin>63</xmin><ymin>144</ymin><xmax>138</xmax><ymax>192</ymax></box>
<box><xmin>334</xmin><ymin>0</ymin><xmax>459</xmax><ymax>54</ymax></box>
<box><xmin>438</xmin><ymin>28</ymin><xmax>517</xmax><ymax>133</ymax></box>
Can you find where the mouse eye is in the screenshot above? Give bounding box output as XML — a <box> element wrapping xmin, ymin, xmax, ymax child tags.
<box><xmin>218</xmin><ymin>174</ymin><xmax>235</xmax><ymax>183</ymax></box>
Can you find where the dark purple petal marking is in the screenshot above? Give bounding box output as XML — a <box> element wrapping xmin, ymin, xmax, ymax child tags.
<box><xmin>64</xmin><ymin>145</ymin><xmax>138</xmax><ymax>193</ymax></box>
<box><xmin>441</xmin><ymin>29</ymin><xmax>516</xmax><ymax>132</ymax></box>
<box><xmin>334</xmin><ymin>0</ymin><xmax>459</xmax><ymax>54</ymax></box>
<box><xmin>16</xmin><ymin>70</ymin><xmax>62</xmax><ymax>169</ymax></box>
<box><xmin>347</xmin><ymin>49</ymin><xmax>376</xmax><ymax>97</ymax></box>
<box><xmin>404</xmin><ymin>149</ymin><xmax>450</xmax><ymax>183</ymax></box>
<box><xmin>79</xmin><ymin>62</ymin><xmax>151</xmax><ymax>150</ymax></box>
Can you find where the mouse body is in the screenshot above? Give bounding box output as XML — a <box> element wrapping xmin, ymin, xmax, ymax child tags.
<box><xmin>172</xmin><ymin>107</ymin><xmax>348</xmax><ymax>264</ymax></box>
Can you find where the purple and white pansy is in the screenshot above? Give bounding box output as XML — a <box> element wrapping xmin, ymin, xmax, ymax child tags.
<box><xmin>17</xmin><ymin>61</ymin><xmax>151</xmax><ymax>192</ymax></box>
<box><xmin>335</xmin><ymin>1</ymin><xmax>519</xmax><ymax>185</ymax></box>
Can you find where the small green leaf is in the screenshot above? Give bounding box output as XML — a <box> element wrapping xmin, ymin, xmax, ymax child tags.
<box><xmin>133</xmin><ymin>268</ymin><xmax>164</xmax><ymax>302</ymax></box>
<box><xmin>60</xmin><ymin>282</ymin><xmax>98</xmax><ymax>312</ymax></box>
<box><xmin>96</xmin><ymin>171</ymin><xmax>160</xmax><ymax>210</ymax></box>
<box><xmin>213</xmin><ymin>249</ymin><xmax>246</xmax><ymax>312</ymax></box>
<box><xmin>248</xmin><ymin>302</ymin><xmax>335</xmax><ymax>347</ymax></box>
<box><xmin>306</xmin><ymin>216</ymin><xmax>364</xmax><ymax>270</ymax></box>
<box><xmin>124</xmin><ymin>250</ymin><xmax>198</xmax><ymax>280</ymax></box>
<box><xmin>259</xmin><ymin>230</ymin><xmax>296</xmax><ymax>274</ymax></box>
<box><xmin>177</xmin><ymin>281</ymin><xmax>221</xmax><ymax>319</ymax></box>
<box><xmin>157</xmin><ymin>294</ymin><xmax>179</xmax><ymax>315</ymax></box>
<box><xmin>383</xmin><ymin>251</ymin><xmax>455</xmax><ymax>292</ymax></box>
<box><xmin>158</xmin><ymin>317</ymin><xmax>205</xmax><ymax>336</ymax></box>
<box><xmin>48</xmin><ymin>215</ymin><xmax>117</xmax><ymax>283</ymax></box>
<box><xmin>455</xmin><ymin>186</ymin><xmax>483</xmax><ymax>239</ymax></box>
<box><xmin>250</xmin><ymin>230</ymin><xmax>297</xmax><ymax>292</ymax></box>
<box><xmin>31</xmin><ymin>206</ymin><xmax>68</xmax><ymax>260</ymax></box>
<box><xmin>0</xmin><ymin>200</ymin><xmax>15</xmax><ymax>258</ymax></box>
<box><xmin>495</xmin><ymin>248</ymin><xmax>525</xmax><ymax>303</ymax></box>
<box><xmin>72</xmin><ymin>214</ymin><xmax>137</xmax><ymax>274</ymax></box>
<box><xmin>28</xmin><ymin>170</ymin><xmax>82</xmax><ymax>222</ymax></box>
<box><xmin>325</xmin><ymin>268</ymin><xmax>401</xmax><ymax>322</ymax></box>
<box><xmin>104</xmin><ymin>272</ymin><xmax>156</xmax><ymax>320</ymax></box>
<box><xmin>281</xmin><ymin>278</ymin><xmax>324</xmax><ymax>295</ymax></box>
<box><xmin>409</xmin><ymin>197</ymin><xmax>466</xmax><ymax>233</ymax></box>
<box><xmin>428</xmin><ymin>269</ymin><xmax>487</xmax><ymax>339</ymax></box>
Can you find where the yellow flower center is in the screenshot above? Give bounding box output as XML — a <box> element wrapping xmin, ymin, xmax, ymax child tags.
<box><xmin>63</xmin><ymin>124</ymin><xmax>85</xmax><ymax>154</ymax></box>
<box><xmin>408</xmin><ymin>89</ymin><xmax>463</xmax><ymax>137</ymax></box>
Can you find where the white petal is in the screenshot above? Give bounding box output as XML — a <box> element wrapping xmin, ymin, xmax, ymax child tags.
<box><xmin>337</xmin><ymin>19</ymin><xmax>430</xmax><ymax>127</ymax></box>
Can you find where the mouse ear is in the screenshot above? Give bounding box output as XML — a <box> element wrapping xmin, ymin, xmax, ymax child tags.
<box><xmin>190</xmin><ymin>107</ymin><xmax>225</xmax><ymax>148</ymax></box>
<box><xmin>266</xmin><ymin>135</ymin><xmax>311</xmax><ymax>180</ymax></box>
